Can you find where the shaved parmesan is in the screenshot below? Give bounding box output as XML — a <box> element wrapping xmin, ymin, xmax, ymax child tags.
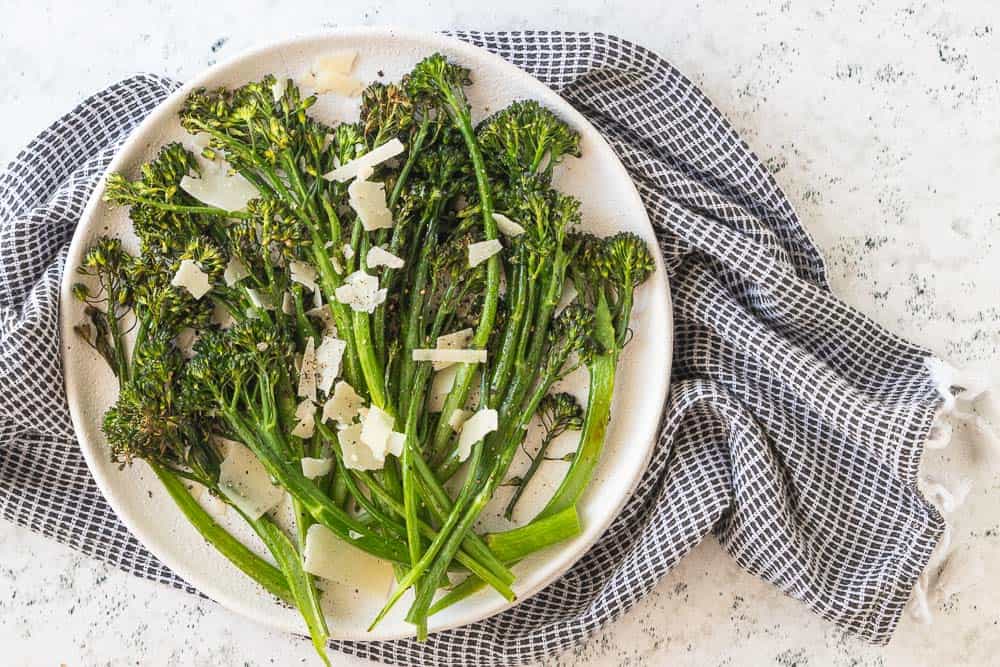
<box><xmin>306</xmin><ymin>305</ymin><xmax>337</xmax><ymax>334</ymax></box>
<box><xmin>297</xmin><ymin>337</ymin><xmax>317</xmax><ymax>401</ymax></box>
<box><xmin>360</xmin><ymin>406</ymin><xmax>395</xmax><ymax>462</ymax></box>
<box><xmin>314</xmin><ymin>50</ymin><xmax>358</xmax><ymax>76</ymax></box>
<box><xmin>342</xmin><ymin>243</ymin><xmax>355</xmax><ymax>260</ymax></box>
<box><xmin>309</xmin><ymin>51</ymin><xmax>363</xmax><ymax>97</ymax></box>
<box><xmin>338</xmin><ymin>422</ymin><xmax>383</xmax><ymax>470</ymax></box>
<box><xmin>556</xmin><ymin>282</ymin><xmax>578</xmax><ymax>314</ymax></box>
<box><xmin>289</xmin><ymin>260</ymin><xmax>319</xmax><ymax>292</ymax></box>
<box><xmin>457</xmin><ymin>409</ymin><xmax>498</xmax><ymax>462</ymax></box>
<box><xmin>334</xmin><ymin>271</ymin><xmax>387</xmax><ymax>313</ymax></box>
<box><xmin>246</xmin><ymin>288</ymin><xmax>275</xmax><ymax>310</ymax></box>
<box><xmin>180</xmin><ymin>162</ymin><xmax>258</xmax><ymax>211</ymax></box>
<box><xmin>468</xmin><ymin>239</ymin><xmax>503</xmax><ymax>267</ymax></box>
<box><xmin>348</xmin><ymin>179</ymin><xmax>393</xmax><ymax>230</ymax></box>
<box><xmin>171</xmin><ymin>259</ymin><xmax>212</xmax><ymax>299</ymax></box>
<box><xmin>387</xmin><ymin>432</ymin><xmax>406</xmax><ymax>458</ymax></box>
<box><xmin>218</xmin><ymin>439</ymin><xmax>283</xmax><ymax>519</ymax></box>
<box><xmin>271</xmin><ymin>78</ymin><xmax>285</xmax><ymax>102</ymax></box>
<box><xmin>412</xmin><ymin>348</ymin><xmax>487</xmax><ymax>365</ymax></box>
<box><xmin>323</xmin><ymin>138</ymin><xmax>406</xmax><ymax>182</ymax></box>
<box><xmin>211</xmin><ymin>301</ymin><xmax>235</xmax><ymax>329</ymax></box>
<box><xmin>282</xmin><ymin>291</ymin><xmax>295</xmax><ymax>315</ymax></box>
<box><xmin>301</xmin><ymin>457</ymin><xmax>333</xmax><ymax>480</ymax></box>
<box><xmin>494</xmin><ymin>213</ymin><xmax>525</xmax><ymax>237</ymax></box>
<box><xmin>316</xmin><ymin>335</ymin><xmax>347</xmax><ymax>393</ymax></box>
<box><xmin>322</xmin><ymin>381</ymin><xmax>364</xmax><ymax>425</ymax></box>
<box><xmin>223</xmin><ymin>256</ymin><xmax>250</xmax><ymax>287</ymax></box>
<box><xmin>303</xmin><ymin>523</ymin><xmax>394</xmax><ymax>590</ymax></box>
<box><xmin>291</xmin><ymin>399</ymin><xmax>317</xmax><ymax>439</ymax></box>
<box><xmin>427</xmin><ymin>365</ymin><xmax>458</xmax><ymax>412</ymax></box>
<box><xmin>433</xmin><ymin>328</ymin><xmax>475</xmax><ymax>370</ymax></box>
<box><xmin>312</xmin><ymin>71</ymin><xmax>364</xmax><ymax>97</ymax></box>
<box><xmin>448</xmin><ymin>409</ymin><xmax>473</xmax><ymax>432</ymax></box>
<box><xmin>366</xmin><ymin>246</ymin><xmax>404</xmax><ymax>270</ymax></box>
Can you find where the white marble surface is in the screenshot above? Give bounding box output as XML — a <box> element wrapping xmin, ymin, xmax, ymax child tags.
<box><xmin>2</xmin><ymin>1</ymin><xmax>998</xmax><ymax>665</ymax></box>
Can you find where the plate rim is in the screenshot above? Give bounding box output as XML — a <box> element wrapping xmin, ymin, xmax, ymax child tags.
<box><xmin>59</xmin><ymin>26</ymin><xmax>673</xmax><ymax>641</ymax></box>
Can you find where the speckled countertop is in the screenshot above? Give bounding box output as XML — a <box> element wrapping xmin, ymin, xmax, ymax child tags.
<box><xmin>2</xmin><ymin>1</ymin><xmax>998</xmax><ymax>665</ymax></box>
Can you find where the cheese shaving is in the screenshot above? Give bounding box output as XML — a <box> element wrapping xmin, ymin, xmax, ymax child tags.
<box><xmin>291</xmin><ymin>399</ymin><xmax>317</xmax><ymax>439</ymax></box>
<box><xmin>360</xmin><ymin>405</ymin><xmax>395</xmax><ymax>463</ymax></box>
<box><xmin>179</xmin><ymin>162</ymin><xmax>258</xmax><ymax>211</ymax></box>
<box><xmin>297</xmin><ymin>337</ymin><xmax>317</xmax><ymax>401</ymax></box>
<box><xmin>366</xmin><ymin>246</ymin><xmax>405</xmax><ymax>270</ymax></box>
<box><xmin>427</xmin><ymin>365</ymin><xmax>458</xmax><ymax>413</ymax></box>
<box><xmin>347</xmin><ymin>179</ymin><xmax>394</xmax><ymax>230</ymax></box>
<box><xmin>387</xmin><ymin>432</ymin><xmax>406</xmax><ymax>458</ymax></box>
<box><xmin>456</xmin><ymin>409</ymin><xmax>498</xmax><ymax>462</ymax></box>
<box><xmin>301</xmin><ymin>457</ymin><xmax>333</xmax><ymax>480</ymax></box>
<box><xmin>315</xmin><ymin>335</ymin><xmax>347</xmax><ymax>394</ymax></box>
<box><xmin>448</xmin><ymin>409</ymin><xmax>473</xmax><ymax>432</ymax></box>
<box><xmin>334</xmin><ymin>271</ymin><xmax>387</xmax><ymax>313</ymax></box>
<box><xmin>303</xmin><ymin>523</ymin><xmax>393</xmax><ymax>591</ymax></box>
<box><xmin>494</xmin><ymin>213</ymin><xmax>526</xmax><ymax>236</ymax></box>
<box><xmin>289</xmin><ymin>260</ymin><xmax>319</xmax><ymax>292</ymax></box>
<box><xmin>223</xmin><ymin>256</ymin><xmax>250</xmax><ymax>287</ymax></box>
<box><xmin>308</xmin><ymin>51</ymin><xmax>363</xmax><ymax>97</ymax></box>
<box><xmin>218</xmin><ymin>439</ymin><xmax>283</xmax><ymax>519</ymax></box>
<box><xmin>170</xmin><ymin>259</ymin><xmax>212</xmax><ymax>299</ymax></box>
<box><xmin>322</xmin><ymin>381</ymin><xmax>364</xmax><ymax>425</ymax></box>
<box><xmin>323</xmin><ymin>138</ymin><xmax>406</xmax><ymax>183</ymax></box>
<box><xmin>338</xmin><ymin>422</ymin><xmax>383</xmax><ymax>470</ymax></box>
<box><xmin>468</xmin><ymin>239</ymin><xmax>503</xmax><ymax>267</ymax></box>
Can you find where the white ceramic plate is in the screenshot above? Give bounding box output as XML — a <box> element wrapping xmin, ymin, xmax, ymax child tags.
<box><xmin>60</xmin><ymin>28</ymin><xmax>672</xmax><ymax>641</ymax></box>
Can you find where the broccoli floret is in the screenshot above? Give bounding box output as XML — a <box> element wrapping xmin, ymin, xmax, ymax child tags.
<box><xmin>476</xmin><ymin>100</ymin><xmax>581</xmax><ymax>182</ymax></box>
<box><xmin>503</xmin><ymin>391</ymin><xmax>584</xmax><ymax>519</ymax></box>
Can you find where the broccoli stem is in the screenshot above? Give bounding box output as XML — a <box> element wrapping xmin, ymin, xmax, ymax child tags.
<box><xmin>150</xmin><ymin>463</ymin><xmax>291</xmax><ymax>602</ymax></box>
<box><xmin>426</xmin><ymin>85</ymin><xmax>501</xmax><ymax>460</ymax></box>
<box><xmin>425</xmin><ymin>504</ymin><xmax>582</xmax><ymax>616</ymax></box>
<box><xmin>539</xmin><ymin>293</ymin><xmax>616</xmax><ymax>519</ymax></box>
<box><xmin>220</xmin><ymin>407</ymin><xmax>410</xmax><ymax>563</ymax></box>
<box><xmin>315</xmin><ymin>422</ymin><xmax>514</xmax><ymax>595</ymax></box>
<box><xmin>368</xmin><ymin>437</ymin><xmax>493</xmax><ymax>635</ymax></box>
<box><xmin>503</xmin><ymin>428</ymin><xmax>558</xmax><ymax>521</ymax></box>
<box><xmin>249</xmin><ymin>516</ymin><xmax>330</xmax><ymax>666</ymax></box>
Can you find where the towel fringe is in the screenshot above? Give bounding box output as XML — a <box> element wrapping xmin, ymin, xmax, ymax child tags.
<box><xmin>909</xmin><ymin>357</ymin><xmax>993</xmax><ymax>623</ymax></box>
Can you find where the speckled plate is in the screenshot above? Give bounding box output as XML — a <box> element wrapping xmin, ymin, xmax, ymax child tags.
<box><xmin>60</xmin><ymin>28</ymin><xmax>672</xmax><ymax>641</ymax></box>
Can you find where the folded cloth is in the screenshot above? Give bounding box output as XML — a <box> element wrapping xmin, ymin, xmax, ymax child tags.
<box><xmin>0</xmin><ymin>31</ymin><xmax>943</xmax><ymax>666</ymax></box>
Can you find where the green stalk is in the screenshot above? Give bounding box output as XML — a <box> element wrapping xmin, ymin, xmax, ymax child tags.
<box><xmin>221</xmin><ymin>408</ymin><xmax>409</xmax><ymax>563</ymax></box>
<box><xmin>539</xmin><ymin>292</ymin><xmax>616</xmax><ymax>520</ymax></box>
<box><xmin>427</xmin><ymin>505</ymin><xmax>582</xmax><ymax>616</ymax></box>
<box><xmin>486</xmin><ymin>505</ymin><xmax>581</xmax><ymax>563</ymax></box>
<box><xmin>368</xmin><ymin>438</ymin><xmax>490</xmax><ymax>633</ymax></box>
<box><xmin>427</xmin><ymin>84</ymin><xmax>501</xmax><ymax>458</ymax></box>
<box><xmin>150</xmin><ymin>464</ymin><xmax>291</xmax><ymax>602</ymax></box>
<box><xmin>316</xmin><ymin>422</ymin><xmax>513</xmax><ymax>592</ymax></box>
<box><xmin>250</xmin><ymin>516</ymin><xmax>330</xmax><ymax>666</ymax></box>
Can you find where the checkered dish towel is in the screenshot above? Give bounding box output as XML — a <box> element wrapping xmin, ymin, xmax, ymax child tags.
<box><xmin>0</xmin><ymin>32</ymin><xmax>944</xmax><ymax>666</ymax></box>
